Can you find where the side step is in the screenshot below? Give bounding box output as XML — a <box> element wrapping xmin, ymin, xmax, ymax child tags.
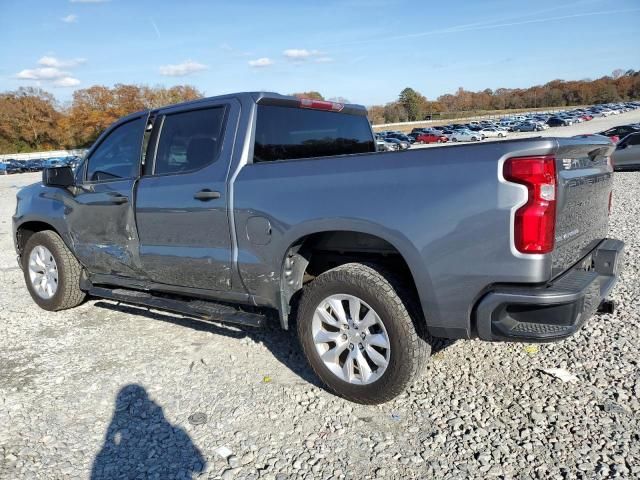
<box><xmin>88</xmin><ymin>286</ymin><xmax>266</xmax><ymax>328</ymax></box>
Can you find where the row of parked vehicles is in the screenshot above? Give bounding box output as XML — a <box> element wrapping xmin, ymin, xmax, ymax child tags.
<box><xmin>376</xmin><ymin>121</ymin><xmax>513</xmax><ymax>149</ymax></box>
<box><xmin>0</xmin><ymin>156</ymin><xmax>82</xmax><ymax>175</ymax></box>
<box><xmin>374</xmin><ymin>101</ymin><xmax>640</xmax><ymax>150</ymax></box>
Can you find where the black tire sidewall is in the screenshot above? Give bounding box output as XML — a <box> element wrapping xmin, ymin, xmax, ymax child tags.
<box><xmin>22</xmin><ymin>232</ymin><xmax>72</xmax><ymax>311</ymax></box>
<box><xmin>297</xmin><ymin>267</ymin><xmax>421</xmax><ymax>403</ymax></box>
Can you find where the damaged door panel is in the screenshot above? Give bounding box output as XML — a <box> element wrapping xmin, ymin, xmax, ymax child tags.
<box><xmin>67</xmin><ymin>114</ymin><xmax>147</xmax><ymax>278</ymax></box>
<box><xmin>134</xmin><ymin>102</ymin><xmax>236</xmax><ymax>291</ymax></box>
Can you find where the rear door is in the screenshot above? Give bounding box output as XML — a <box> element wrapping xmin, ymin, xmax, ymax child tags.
<box><xmin>552</xmin><ymin>138</ymin><xmax>615</xmax><ymax>277</ymax></box>
<box><xmin>135</xmin><ymin>99</ymin><xmax>239</xmax><ymax>291</ymax></box>
<box><xmin>69</xmin><ymin>114</ymin><xmax>147</xmax><ymax>278</ymax></box>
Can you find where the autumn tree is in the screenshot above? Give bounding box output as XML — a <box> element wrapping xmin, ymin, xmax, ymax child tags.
<box><xmin>0</xmin><ymin>87</ymin><xmax>62</xmax><ymax>153</ymax></box>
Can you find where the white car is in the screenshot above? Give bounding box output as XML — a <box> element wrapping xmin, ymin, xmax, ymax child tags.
<box><xmin>375</xmin><ymin>139</ymin><xmax>397</xmax><ymax>152</ymax></box>
<box><xmin>479</xmin><ymin>127</ymin><xmax>508</xmax><ymax>138</ymax></box>
<box><xmin>450</xmin><ymin>130</ymin><xmax>481</xmax><ymax>142</ymax></box>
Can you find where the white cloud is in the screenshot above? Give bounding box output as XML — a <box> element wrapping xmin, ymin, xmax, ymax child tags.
<box><xmin>248</xmin><ymin>57</ymin><xmax>274</xmax><ymax>68</ymax></box>
<box><xmin>159</xmin><ymin>60</ymin><xmax>207</xmax><ymax>76</ymax></box>
<box><xmin>16</xmin><ymin>56</ymin><xmax>84</xmax><ymax>88</ymax></box>
<box><xmin>16</xmin><ymin>67</ymin><xmax>80</xmax><ymax>88</ymax></box>
<box><xmin>283</xmin><ymin>49</ymin><xmax>320</xmax><ymax>60</ymax></box>
<box><xmin>17</xmin><ymin>67</ymin><xmax>67</xmax><ymax>80</ymax></box>
<box><xmin>38</xmin><ymin>56</ymin><xmax>85</xmax><ymax>68</ymax></box>
<box><xmin>61</xmin><ymin>14</ymin><xmax>78</xmax><ymax>23</ymax></box>
<box><xmin>283</xmin><ymin>49</ymin><xmax>332</xmax><ymax>63</ymax></box>
<box><xmin>53</xmin><ymin>77</ymin><xmax>81</xmax><ymax>87</ymax></box>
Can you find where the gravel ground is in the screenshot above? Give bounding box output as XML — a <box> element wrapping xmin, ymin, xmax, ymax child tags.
<box><xmin>1</xmin><ymin>119</ymin><xmax>639</xmax><ymax>479</ymax></box>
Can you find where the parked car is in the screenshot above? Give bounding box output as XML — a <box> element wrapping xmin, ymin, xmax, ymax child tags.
<box><xmin>547</xmin><ymin>117</ymin><xmax>570</xmax><ymax>127</ymax></box>
<box><xmin>416</xmin><ymin>132</ymin><xmax>448</xmax><ymax>144</ymax></box>
<box><xmin>383</xmin><ymin>137</ymin><xmax>411</xmax><ymax>150</ymax></box>
<box><xmin>376</xmin><ymin>138</ymin><xmax>397</xmax><ymax>152</ymax></box>
<box><xmin>0</xmin><ymin>161</ymin><xmax>23</xmax><ymax>175</ymax></box>
<box><xmin>450</xmin><ymin>130</ymin><xmax>481</xmax><ymax>142</ymax></box>
<box><xmin>512</xmin><ymin>122</ymin><xmax>543</xmax><ymax>132</ymax></box>
<box><xmin>612</xmin><ymin>132</ymin><xmax>640</xmax><ymax>171</ymax></box>
<box><xmin>479</xmin><ymin>127</ymin><xmax>508</xmax><ymax>138</ymax></box>
<box><xmin>598</xmin><ymin>125</ymin><xmax>640</xmax><ymax>142</ymax></box>
<box><xmin>24</xmin><ymin>159</ymin><xmax>44</xmax><ymax>172</ymax></box>
<box><xmin>386</xmin><ymin>133</ymin><xmax>414</xmax><ymax>144</ymax></box>
<box><xmin>12</xmin><ymin>92</ymin><xmax>624</xmax><ymax>404</ymax></box>
<box><xmin>4</xmin><ymin>159</ymin><xmax>28</xmax><ymax>173</ymax></box>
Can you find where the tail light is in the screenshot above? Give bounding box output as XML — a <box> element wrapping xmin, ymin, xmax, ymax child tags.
<box><xmin>299</xmin><ymin>98</ymin><xmax>344</xmax><ymax>112</ymax></box>
<box><xmin>504</xmin><ymin>155</ymin><xmax>557</xmax><ymax>254</ymax></box>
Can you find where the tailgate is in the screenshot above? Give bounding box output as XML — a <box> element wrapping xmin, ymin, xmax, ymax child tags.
<box><xmin>552</xmin><ymin>137</ymin><xmax>615</xmax><ymax>277</ymax></box>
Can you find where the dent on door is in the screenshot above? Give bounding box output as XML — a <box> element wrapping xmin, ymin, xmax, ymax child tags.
<box><xmin>68</xmin><ymin>181</ymin><xmax>143</xmax><ymax>277</ymax></box>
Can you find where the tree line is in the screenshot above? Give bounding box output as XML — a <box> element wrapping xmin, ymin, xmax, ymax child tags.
<box><xmin>368</xmin><ymin>69</ymin><xmax>640</xmax><ymax>124</ymax></box>
<box><xmin>0</xmin><ymin>69</ymin><xmax>638</xmax><ymax>154</ymax></box>
<box><xmin>0</xmin><ymin>84</ymin><xmax>203</xmax><ymax>154</ymax></box>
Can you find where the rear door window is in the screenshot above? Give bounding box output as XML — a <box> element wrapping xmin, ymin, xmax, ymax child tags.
<box><xmin>253</xmin><ymin>105</ymin><xmax>375</xmax><ymax>163</ymax></box>
<box><xmin>153</xmin><ymin>107</ymin><xmax>226</xmax><ymax>175</ymax></box>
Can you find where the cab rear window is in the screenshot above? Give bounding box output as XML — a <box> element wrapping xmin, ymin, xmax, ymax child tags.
<box><xmin>253</xmin><ymin>105</ymin><xmax>375</xmax><ymax>163</ymax></box>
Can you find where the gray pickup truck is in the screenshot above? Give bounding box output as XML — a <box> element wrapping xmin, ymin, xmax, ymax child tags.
<box><xmin>13</xmin><ymin>92</ymin><xmax>624</xmax><ymax>403</ymax></box>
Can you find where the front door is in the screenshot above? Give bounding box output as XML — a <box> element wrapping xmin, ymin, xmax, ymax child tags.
<box><xmin>68</xmin><ymin>115</ymin><xmax>147</xmax><ymax>278</ymax></box>
<box><xmin>135</xmin><ymin>101</ymin><xmax>237</xmax><ymax>291</ymax></box>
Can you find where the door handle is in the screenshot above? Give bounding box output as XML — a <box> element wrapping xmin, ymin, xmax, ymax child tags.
<box><xmin>109</xmin><ymin>194</ymin><xmax>129</xmax><ymax>205</ymax></box>
<box><xmin>194</xmin><ymin>189</ymin><xmax>221</xmax><ymax>201</ymax></box>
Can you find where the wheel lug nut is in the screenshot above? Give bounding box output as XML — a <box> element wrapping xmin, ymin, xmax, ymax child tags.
<box><xmin>349</xmin><ymin>343</ymin><xmax>354</xmax><ymax>350</ymax></box>
<box><xmin>342</xmin><ymin>334</ymin><xmax>347</xmax><ymax>340</ymax></box>
<box><xmin>359</xmin><ymin>343</ymin><xmax>364</xmax><ymax>350</ymax></box>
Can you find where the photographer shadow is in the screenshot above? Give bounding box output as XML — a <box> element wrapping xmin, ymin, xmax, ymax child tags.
<box><xmin>91</xmin><ymin>384</ymin><xmax>206</xmax><ymax>480</ymax></box>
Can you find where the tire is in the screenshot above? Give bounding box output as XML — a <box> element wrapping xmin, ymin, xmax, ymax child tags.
<box><xmin>22</xmin><ymin>230</ymin><xmax>86</xmax><ymax>311</ymax></box>
<box><xmin>296</xmin><ymin>263</ymin><xmax>430</xmax><ymax>404</ymax></box>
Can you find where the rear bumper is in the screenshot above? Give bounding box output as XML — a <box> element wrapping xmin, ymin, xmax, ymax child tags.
<box><xmin>475</xmin><ymin>239</ymin><xmax>624</xmax><ymax>342</ymax></box>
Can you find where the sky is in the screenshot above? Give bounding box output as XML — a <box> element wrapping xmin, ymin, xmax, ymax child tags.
<box><xmin>0</xmin><ymin>0</ymin><xmax>638</xmax><ymax>106</ymax></box>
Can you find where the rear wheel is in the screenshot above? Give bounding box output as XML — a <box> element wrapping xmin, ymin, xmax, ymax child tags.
<box><xmin>452</xmin><ymin>138</ymin><xmax>458</xmax><ymax>142</ymax></box>
<box><xmin>296</xmin><ymin>263</ymin><xmax>430</xmax><ymax>404</ymax></box>
<box><xmin>22</xmin><ymin>230</ymin><xmax>86</xmax><ymax>311</ymax></box>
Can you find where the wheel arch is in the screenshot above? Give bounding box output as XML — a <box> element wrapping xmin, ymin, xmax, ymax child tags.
<box><xmin>277</xmin><ymin>227</ymin><xmax>434</xmax><ymax>331</ymax></box>
<box><xmin>15</xmin><ymin>220</ymin><xmax>65</xmax><ymax>256</ymax></box>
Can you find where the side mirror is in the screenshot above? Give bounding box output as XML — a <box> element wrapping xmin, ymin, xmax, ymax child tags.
<box><xmin>43</xmin><ymin>166</ymin><xmax>75</xmax><ymax>188</ymax></box>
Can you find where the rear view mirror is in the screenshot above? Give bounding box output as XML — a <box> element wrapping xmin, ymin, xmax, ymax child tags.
<box><xmin>43</xmin><ymin>166</ymin><xmax>75</xmax><ymax>188</ymax></box>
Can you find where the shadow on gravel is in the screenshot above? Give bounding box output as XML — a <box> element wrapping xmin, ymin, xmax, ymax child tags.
<box><xmin>91</xmin><ymin>384</ymin><xmax>206</xmax><ymax>480</ymax></box>
<box><xmin>94</xmin><ymin>301</ymin><xmax>324</xmax><ymax>388</ymax></box>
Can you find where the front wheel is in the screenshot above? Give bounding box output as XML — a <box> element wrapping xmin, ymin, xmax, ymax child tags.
<box><xmin>22</xmin><ymin>230</ymin><xmax>86</xmax><ymax>311</ymax></box>
<box><xmin>296</xmin><ymin>263</ymin><xmax>430</xmax><ymax>404</ymax></box>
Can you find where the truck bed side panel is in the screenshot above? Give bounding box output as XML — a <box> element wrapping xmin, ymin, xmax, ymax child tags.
<box><xmin>233</xmin><ymin>139</ymin><xmax>558</xmax><ymax>337</ymax></box>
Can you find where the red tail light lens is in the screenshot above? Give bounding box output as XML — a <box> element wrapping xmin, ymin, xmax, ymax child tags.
<box><xmin>300</xmin><ymin>98</ymin><xmax>344</xmax><ymax>112</ymax></box>
<box><xmin>299</xmin><ymin>98</ymin><xmax>344</xmax><ymax>112</ymax></box>
<box><xmin>504</xmin><ymin>155</ymin><xmax>557</xmax><ymax>254</ymax></box>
